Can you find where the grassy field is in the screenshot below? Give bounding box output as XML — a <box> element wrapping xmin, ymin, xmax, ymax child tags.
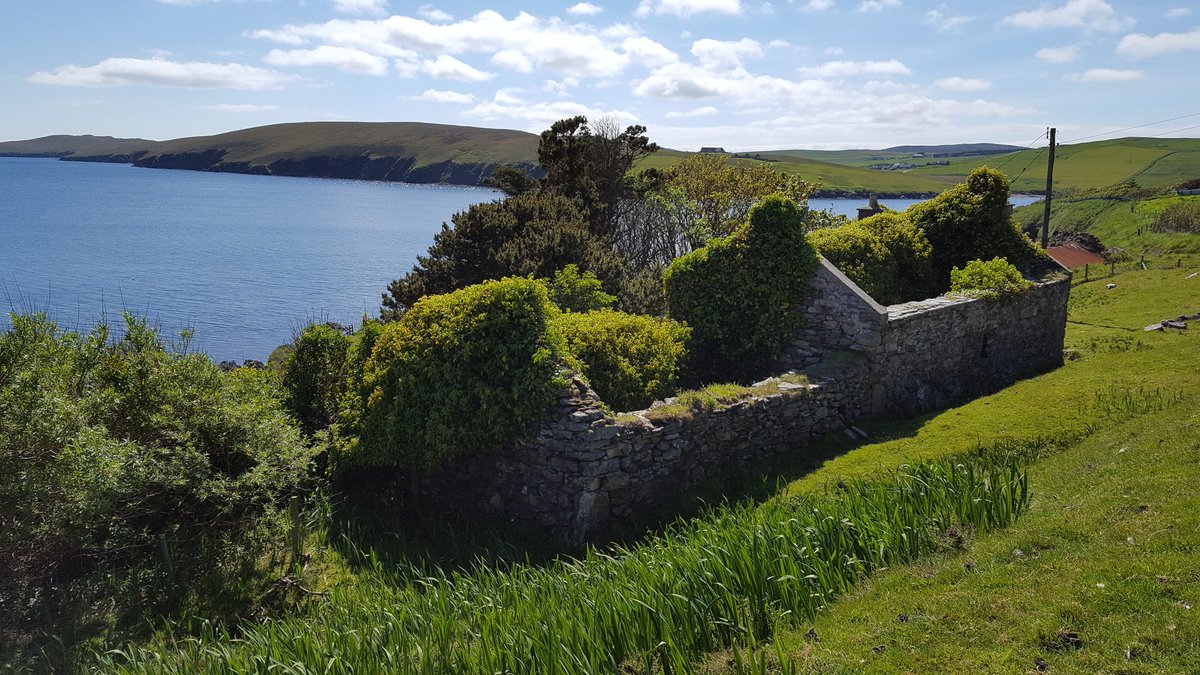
<box><xmin>761</xmin><ymin>267</ymin><xmax>1200</xmax><ymax>673</ymax></box>
<box><xmin>1015</xmin><ymin>194</ymin><xmax>1200</xmax><ymax>257</ymax></box>
<box><xmin>749</xmin><ymin>138</ymin><xmax>1200</xmax><ymax>195</ymax></box>
<box><xmin>60</xmin><ymin>261</ymin><xmax>1197</xmax><ymax>673</ymax></box>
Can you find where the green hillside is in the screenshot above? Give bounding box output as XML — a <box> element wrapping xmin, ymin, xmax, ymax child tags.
<box><xmin>0</xmin><ymin>134</ymin><xmax>157</xmax><ymax>160</ymax></box>
<box><xmin>639</xmin><ymin>148</ymin><xmax>954</xmax><ymax>198</ymax></box>
<box><xmin>781</xmin><ymin>137</ymin><xmax>1200</xmax><ymax>195</ymax></box>
<box><xmin>131</xmin><ymin>121</ymin><xmax>541</xmax><ymax>185</ymax></box>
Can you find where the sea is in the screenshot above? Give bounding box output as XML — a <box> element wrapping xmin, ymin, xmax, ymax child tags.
<box><xmin>0</xmin><ymin>157</ymin><xmax>1043</xmax><ymax>361</ymax></box>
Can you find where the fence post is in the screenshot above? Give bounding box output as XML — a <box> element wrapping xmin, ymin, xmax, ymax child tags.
<box><xmin>290</xmin><ymin>495</ymin><xmax>302</xmax><ymax>565</ymax></box>
<box><xmin>1084</xmin><ymin>264</ymin><xmax>1089</xmax><ymax>281</ymax></box>
<box><xmin>159</xmin><ymin>534</ymin><xmax>176</xmax><ymax>589</ymax></box>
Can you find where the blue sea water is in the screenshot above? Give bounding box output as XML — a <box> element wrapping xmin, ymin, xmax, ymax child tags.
<box><xmin>0</xmin><ymin>158</ymin><xmax>497</xmax><ymax>361</ymax></box>
<box><xmin>1</xmin><ymin>158</ymin><xmax>1045</xmax><ymax>362</ymax></box>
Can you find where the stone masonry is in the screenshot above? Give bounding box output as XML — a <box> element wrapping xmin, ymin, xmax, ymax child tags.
<box><xmin>425</xmin><ymin>256</ymin><xmax>1072</xmax><ymax>544</ymax></box>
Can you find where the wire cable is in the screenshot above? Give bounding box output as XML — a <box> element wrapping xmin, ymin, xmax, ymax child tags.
<box><xmin>1062</xmin><ymin>111</ymin><xmax>1200</xmax><ymax>144</ymax></box>
<box><xmin>1009</xmin><ymin>145</ymin><xmax>1048</xmax><ymax>184</ymax></box>
<box><xmin>993</xmin><ymin>130</ymin><xmax>1049</xmax><ymax>170</ymax></box>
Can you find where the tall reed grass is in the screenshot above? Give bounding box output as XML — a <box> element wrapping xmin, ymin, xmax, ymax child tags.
<box><xmin>98</xmin><ymin>451</ymin><xmax>1031</xmax><ymax>674</ymax></box>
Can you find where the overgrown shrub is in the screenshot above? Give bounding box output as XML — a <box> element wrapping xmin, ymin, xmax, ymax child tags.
<box><xmin>664</xmin><ymin>195</ymin><xmax>819</xmax><ymax>383</ymax></box>
<box><xmin>282</xmin><ymin>323</ymin><xmax>352</xmax><ymax>433</ymax></box>
<box><xmin>949</xmin><ymin>257</ymin><xmax>1033</xmax><ymax>299</ymax></box>
<box><xmin>344</xmin><ymin>277</ymin><xmax>566</xmax><ymax>471</ymax></box>
<box><xmin>0</xmin><ymin>313</ymin><xmax>313</xmax><ymax>644</ymax></box>
<box><xmin>808</xmin><ymin>224</ymin><xmax>896</xmax><ymax>302</ymax></box>
<box><xmin>907</xmin><ymin>166</ymin><xmax>1042</xmax><ymax>288</ymax></box>
<box><xmin>548</xmin><ymin>264</ymin><xmax>617</xmax><ymax>313</ymax></box>
<box><xmin>1150</xmin><ymin>199</ymin><xmax>1200</xmax><ymax>233</ymax></box>
<box><xmin>553</xmin><ymin>309</ymin><xmax>690</xmax><ymax>411</ymax></box>
<box><xmin>860</xmin><ymin>211</ymin><xmax>935</xmax><ymax>301</ymax></box>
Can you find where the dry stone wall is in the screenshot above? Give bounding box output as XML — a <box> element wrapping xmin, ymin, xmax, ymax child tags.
<box><xmin>423</xmin><ymin>258</ymin><xmax>1071</xmax><ymax>544</ymax></box>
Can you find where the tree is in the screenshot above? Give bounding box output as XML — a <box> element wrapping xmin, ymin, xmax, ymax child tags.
<box><xmin>538</xmin><ymin>116</ymin><xmax>658</xmax><ymax>237</ymax></box>
<box><xmin>483</xmin><ymin>165</ymin><xmax>539</xmax><ymax>197</ymax></box>
<box><xmin>380</xmin><ymin>192</ymin><xmax>623</xmax><ymax>320</ymax></box>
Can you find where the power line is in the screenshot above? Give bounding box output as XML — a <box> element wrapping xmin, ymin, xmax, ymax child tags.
<box><xmin>1148</xmin><ymin>123</ymin><xmax>1200</xmax><ymax>138</ymax></box>
<box><xmin>993</xmin><ymin>130</ymin><xmax>1049</xmax><ymax>170</ymax></box>
<box><xmin>1010</xmin><ymin>145</ymin><xmax>1047</xmax><ymax>184</ymax></box>
<box><xmin>1062</xmin><ymin>111</ymin><xmax>1200</xmax><ymax>144</ymax></box>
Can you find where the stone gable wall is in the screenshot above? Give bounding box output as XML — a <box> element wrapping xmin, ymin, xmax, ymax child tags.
<box><xmin>423</xmin><ymin>259</ymin><xmax>1071</xmax><ymax>544</ymax></box>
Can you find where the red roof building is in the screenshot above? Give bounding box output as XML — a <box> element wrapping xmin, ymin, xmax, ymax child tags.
<box><xmin>1046</xmin><ymin>244</ymin><xmax>1107</xmax><ymax>268</ymax></box>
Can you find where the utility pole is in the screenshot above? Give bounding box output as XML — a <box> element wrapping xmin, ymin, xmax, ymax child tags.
<box><xmin>1041</xmin><ymin>127</ymin><xmax>1056</xmax><ymax>249</ymax></box>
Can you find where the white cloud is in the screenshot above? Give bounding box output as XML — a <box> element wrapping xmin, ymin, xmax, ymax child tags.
<box><xmin>622</xmin><ymin>37</ymin><xmax>680</xmax><ymax>66</ymax></box>
<box><xmin>423</xmin><ymin>54</ymin><xmax>493</xmax><ymax>81</ymax></box>
<box><xmin>204</xmin><ymin>103</ymin><xmax>278</xmax><ymax>112</ymax></box>
<box><xmin>1165</xmin><ymin>7</ymin><xmax>1191</xmax><ymax>18</ymax></box>
<box><xmin>492</xmin><ymin>50</ymin><xmax>535</xmax><ymax>72</ymax></box>
<box><xmin>691</xmin><ymin>38</ymin><xmax>762</xmax><ymax>69</ymax></box>
<box><xmin>825</xmin><ymin>46</ymin><xmax>846</xmax><ymax>55</ymax></box>
<box><xmin>858</xmin><ymin>0</ymin><xmax>899</xmax><ymax>12</ymax></box>
<box><xmin>934</xmin><ymin>76</ymin><xmax>990</xmax><ymax>92</ymax></box>
<box><xmin>796</xmin><ymin>59</ymin><xmax>911</xmax><ymax>77</ymax></box>
<box><xmin>264</xmin><ymin>45</ymin><xmax>389</xmax><ymax>75</ymax></box>
<box><xmin>1002</xmin><ymin>0</ymin><xmax>1133</xmax><ymax>32</ymax></box>
<box><xmin>465</xmin><ymin>90</ymin><xmax>636</xmax><ymax>130</ymax></box>
<box><xmin>247</xmin><ymin>11</ymin><xmax>637</xmax><ymax>80</ymax></box>
<box><xmin>1035</xmin><ymin>44</ymin><xmax>1081</xmax><ymax>62</ymax></box>
<box><xmin>665</xmin><ymin>105</ymin><xmax>719</xmax><ymax>118</ymax></box>
<box><xmin>1117</xmin><ymin>28</ymin><xmax>1200</xmax><ymax>58</ymax></box>
<box><xmin>567</xmin><ymin>2</ymin><xmax>603</xmax><ymax>15</ymax></box>
<box><xmin>418</xmin><ymin>5</ymin><xmax>453</xmax><ymax>21</ymax></box>
<box><xmin>415</xmin><ymin>88</ymin><xmax>475</xmax><ymax>103</ymax></box>
<box><xmin>767</xmin><ymin>39</ymin><xmax>793</xmax><ymax>49</ymax></box>
<box><xmin>924</xmin><ymin>10</ymin><xmax>973</xmax><ymax>32</ymax></box>
<box><xmin>543</xmin><ymin>77</ymin><xmax>579</xmax><ymax>93</ymax></box>
<box><xmin>1066</xmin><ymin>68</ymin><xmax>1144</xmax><ymax>82</ymax></box>
<box><xmin>801</xmin><ymin>0</ymin><xmax>834</xmax><ymax>12</ymax></box>
<box><xmin>28</xmin><ymin>57</ymin><xmax>300</xmax><ymax>89</ymax></box>
<box><xmin>634</xmin><ymin>0</ymin><xmax>742</xmax><ymax>18</ymax></box>
<box><xmin>331</xmin><ymin>0</ymin><xmax>387</xmax><ymax>15</ymax></box>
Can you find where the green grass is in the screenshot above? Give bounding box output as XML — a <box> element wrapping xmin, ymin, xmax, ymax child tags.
<box><xmin>1014</xmin><ymin>195</ymin><xmax>1200</xmax><ymax>257</ymax></box>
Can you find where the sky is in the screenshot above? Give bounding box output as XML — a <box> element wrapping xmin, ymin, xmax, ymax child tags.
<box><xmin>2</xmin><ymin>0</ymin><xmax>1198</xmax><ymax>150</ymax></box>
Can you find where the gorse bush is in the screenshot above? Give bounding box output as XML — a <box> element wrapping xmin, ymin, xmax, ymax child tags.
<box><xmin>949</xmin><ymin>257</ymin><xmax>1033</xmax><ymax>299</ymax></box>
<box><xmin>0</xmin><ymin>313</ymin><xmax>313</xmax><ymax>643</ymax></box>
<box><xmin>664</xmin><ymin>195</ymin><xmax>819</xmax><ymax>383</ymax></box>
<box><xmin>1150</xmin><ymin>199</ymin><xmax>1200</xmax><ymax>233</ymax></box>
<box><xmin>343</xmin><ymin>277</ymin><xmax>567</xmax><ymax>471</ymax></box>
<box><xmin>553</xmin><ymin>309</ymin><xmax>690</xmax><ymax>411</ymax></box>
<box><xmin>547</xmin><ymin>263</ymin><xmax>617</xmax><ymax>313</ymax></box>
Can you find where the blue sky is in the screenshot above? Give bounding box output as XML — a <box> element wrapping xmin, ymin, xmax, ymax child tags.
<box><xmin>2</xmin><ymin>0</ymin><xmax>1198</xmax><ymax>149</ymax></box>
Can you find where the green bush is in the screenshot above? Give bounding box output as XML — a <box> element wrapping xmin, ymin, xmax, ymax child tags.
<box><xmin>859</xmin><ymin>212</ymin><xmax>935</xmax><ymax>302</ymax></box>
<box><xmin>553</xmin><ymin>309</ymin><xmax>690</xmax><ymax>411</ymax></box>
<box><xmin>344</xmin><ymin>277</ymin><xmax>567</xmax><ymax>471</ymax></box>
<box><xmin>808</xmin><ymin>224</ymin><xmax>896</xmax><ymax>302</ymax></box>
<box><xmin>949</xmin><ymin>257</ymin><xmax>1033</xmax><ymax>299</ymax></box>
<box><xmin>0</xmin><ymin>313</ymin><xmax>313</xmax><ymax>643</ymax></box>
<box><xmin>1150</xmin><ymin>199</ymin><xmax>1200</xmax><ymax>233</ymax></box>
<box><xmin>282</xmin><ymin>323</ymin><xmax>352</xmax><ymax>433</ymax></box>
<box><xmin>548</xmin><ymin>264</ymin><xmax>617</xmax><ymax>313</ymax></box>
<box><xmin>664</xmin><ymin>195</ymin><xmax>819</xmax><ymax>383</ymax></box>
<box><xmin>907</xmin><ymin>166</ymin><xmax>1042</xmax><ymax>289</ymax></box>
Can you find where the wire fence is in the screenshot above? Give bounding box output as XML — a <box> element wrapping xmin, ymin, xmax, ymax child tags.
<box><xmin>1069</xmin><ymin>254</ymin><xmax>1199</xmax><ymax>285</ymax></box>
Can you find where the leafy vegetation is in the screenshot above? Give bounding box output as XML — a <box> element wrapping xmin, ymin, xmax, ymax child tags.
<box><xmin>97</xmin><ymin>450</ymin><xmax>1032</xmax><ymax>674</ymax></box>
<box><xmin>343</xmin><ymin>277</ymin><xmax>567</xmax><ymax>472</ymax></box>
<box><xmin>0</xmin><ymin>313</ymin><xmax>313</xmax><ymax>662</ymax></box>
<box><xmin>665</xmin><ymin>195</ymin><xmax>820</xmax><ymax>383</ymax></box>
<box><xmin>1150</xmin><ymin>198</ymin><xmax>1200</xmax><ymax>233</ymax></box>
<box><xmin>546</xmin><ymin>263</ymin><xmax>617</xmax><ymax>313</ymax></box>
<box><xmin>553</xmin><ymin>309</ymin><xmax>689</xmax><ymax>412</ymax></box>
<box><xmin>949</xmin><ymin>257</ymin><xmax>1033</xmax><ymax>299</ymax></box>
<box><xmin>282</xmin><ymin>323</ymin><xmax>353</xmax><ymax>434</ymax></box>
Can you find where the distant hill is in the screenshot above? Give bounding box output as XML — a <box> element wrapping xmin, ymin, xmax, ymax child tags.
<box><xmin>130</xmin><ymin>122</ymin><xmax>541</xmax><ymax>185</ymax></box>
<box><xmin>1</xmin><ymin>122</ymin><xmax>541</xmax><ymax>187</ymax></box>
<box><xmin>0</xmin><ymin>135</ymin><xmax>158</xmax><ymax>162</ymax></box>
<box><xmin>882</xmin><ymin>143</ymin><xmax>1022</xmax><ymax>156</ymax></box>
